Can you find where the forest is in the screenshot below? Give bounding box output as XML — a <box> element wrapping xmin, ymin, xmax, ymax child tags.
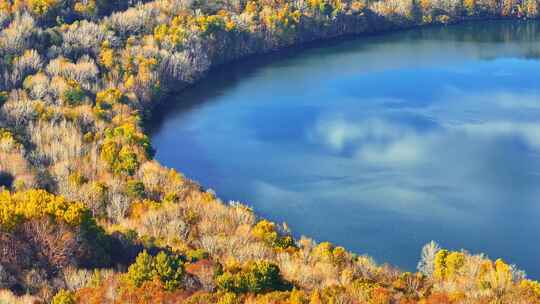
<box><xmin>0</xmin><ymin>0</ymin><xmax>540</xmax><ymax>303</ymax></box>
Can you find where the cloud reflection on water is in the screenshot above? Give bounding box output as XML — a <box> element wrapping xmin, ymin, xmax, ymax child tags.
<box><xmin>151</xmin><ymin>21</ymin><xmax>540</xmax><ymax>277</ymax></box>
<box><xmin>245</xmin><ymin>85</ymin><xmax>540</xmax><ymax>269</ymax></box>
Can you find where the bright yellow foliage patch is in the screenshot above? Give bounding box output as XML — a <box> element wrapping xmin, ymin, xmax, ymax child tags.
<box><xmin>99</xmin><ymin>47</ymin><xmax>115</xmax><ymax>69</ymax></box>
<box><xmin>27</xmin><ymin>0</ymin><xmax>59</xmax><ymax>15</ymax></box>
<box><xmin>520</xmin><ymin>279</ymin><xmax>540</xmax><ymax>298</ymax></box>
<box><xmin>0</xmin><ymin>189</ymin><xmax>90</xmax><ymax>231</ymax></box>
<box><xmin>434</xmin><ymin>250</ymin><xmax>465</xmax><ymax>280</ymax></box>
<box><xmin>96</xmin><ymin>88</ymin><xmax>124</xmax><ymax>105</ymax></box>
<box><xmin>0</xmin><ymin>128</ymin><xmax>20</xmax><ymax>152</ymax></box>
<box><xmin>464</xmin><ymin>0</ymin><xmax>476</xmax><ymax>14</ymax></box>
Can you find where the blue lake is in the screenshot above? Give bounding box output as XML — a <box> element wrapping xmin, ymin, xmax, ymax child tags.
<box><xmin>150</xmin><ymin>20</ymin><xmax>540</xmax><ymax>278</ymax></box>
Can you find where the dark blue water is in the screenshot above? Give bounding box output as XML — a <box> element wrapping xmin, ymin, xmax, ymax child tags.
<box><xmin>150</xmin><ymin>20</ymin><xmax>540</xmax><ymax>278</ymax></box>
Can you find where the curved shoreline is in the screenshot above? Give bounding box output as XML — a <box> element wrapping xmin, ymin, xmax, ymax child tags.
<box><xmin>3</xmin><ymin>1</ymin><xmax>540</xmax><ymax>301</ymax></box>
<box><xmin>142</xmin><ymin>15</ymin><xmax>540</xmax><ymax>278</ymax></box>
<box><xmin>144</xmin><ymin>16</ymin><xmax>530</xmax><ymax>224</ymax></box>
<box><xmin>144</xmin><ymin>15</ymin><xmax>531</xmax><ymax>144</ymax></box>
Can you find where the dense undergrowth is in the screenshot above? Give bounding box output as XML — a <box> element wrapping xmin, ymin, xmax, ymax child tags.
<box><xmin>1</xmin><ymin>0</ymin><xmax>540</xmax><ymax>303</ymax></box>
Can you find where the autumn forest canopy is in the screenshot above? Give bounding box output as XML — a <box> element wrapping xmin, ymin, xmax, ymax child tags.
<box><xmin>1</xmin><ymin>0</ymin><xmax>540</xmax><ymax>303</ymax></box>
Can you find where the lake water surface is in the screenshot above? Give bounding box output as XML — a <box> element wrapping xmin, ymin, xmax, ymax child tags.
<box><xmin>150</xmin><ymin>20</ymin><xmax>540</xmax><ymax>278</ymax></box>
